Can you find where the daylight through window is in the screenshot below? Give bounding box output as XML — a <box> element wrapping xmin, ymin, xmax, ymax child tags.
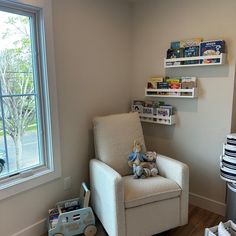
<box><xmin>0</xmin><ymin>5</ymin><xmax>52</xmax><ymax>182</ymax></box>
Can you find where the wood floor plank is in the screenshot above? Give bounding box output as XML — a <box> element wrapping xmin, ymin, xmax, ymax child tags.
<box><xmin>167</xmin><ymin>205</ymin><xmax>224</xmax><ymax>236</ymax></box>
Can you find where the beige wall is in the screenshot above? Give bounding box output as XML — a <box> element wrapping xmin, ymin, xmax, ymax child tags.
<box><xmin>0</xmin><ymin>1</ymin><xmax>131</xmax><ymax>235</ymax></box>
<box><xmin>131</xmin><ymin>0</ymin><xmax>236</xmax><ymax>214</ymax></box>
<box><xmin>52</xmin><ymin>0</ymin><xmax>131</xmax><ymax>190</ymax></box>
<box><xmin>2</xmin><ymin>0</ymin><xmax>236</xmax><ymax>234</ymax></box>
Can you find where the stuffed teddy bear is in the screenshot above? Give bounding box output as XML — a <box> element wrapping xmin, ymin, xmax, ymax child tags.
<box><xmin>128</xmin><ymin>141</ymin><xmax>159</xmax><ymax>178</ymax></box>
<box><xmin>144</xmin><ymin>151</ymin><xmax>159</xmax><ymax>177</ymax></box>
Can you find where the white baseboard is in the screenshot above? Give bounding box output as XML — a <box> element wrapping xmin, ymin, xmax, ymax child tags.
<box><xmin>11</xmin><ymin>218</ymin><xmax>47</xmax><ymax>236</ymax></box>
<box><xmin>189</xmin><ymin>192</ymin><xmax>226</xmax><ymax>216</ymax></box>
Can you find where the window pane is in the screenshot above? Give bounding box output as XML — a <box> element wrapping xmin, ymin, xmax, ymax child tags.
<box><xmin>3</xmin><ymin>96</ymin><xmax>41</xmax><ymax>171</ymax></box>
<box><xmin>5</xmin><ymin>133</ymin><xmax>16</xmax><ymax>173</ymax></box>
<box><xmin>0</xmin><ymin>108</ymin><xmax>8</xmax><ymax>177</ymax></box>
<box><xmin>1</xmin><ymin>71</ymin><xmax>35</xmax><ymax>96</ymax></box>
<box><xmin>0</xmin><ymin>10</ymin><xmax>43</xmax><ymax>178</ymax></box>
<box><xmin>0</xmin><ymin>12</ymin><xmax>35</xmax><ymax>95</ymax></box>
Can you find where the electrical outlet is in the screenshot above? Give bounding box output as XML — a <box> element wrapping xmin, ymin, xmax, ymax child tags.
<box><xmin>64</xmin><ymin>176</ymin><xmax>72</xmax><ymax>190</ymax></box>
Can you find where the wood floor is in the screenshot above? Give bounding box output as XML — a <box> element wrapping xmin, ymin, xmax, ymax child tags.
<box><xmin>157</xmin><ymin>205</ymin><xmax>225</xmax><ymax>236</ymax></box>
<box><xmin>43</xmin><ymin>205</ymin><xmax>224</xmax><ymax>236</ymax></box>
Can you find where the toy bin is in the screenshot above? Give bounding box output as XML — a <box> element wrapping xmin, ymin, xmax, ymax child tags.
<box><xmin>204</xmin><ymin>220</ymin><xmax>236</xmax><ymax>236</ymax></box>
<box><xmin>48</xmin><ymin>182</ymin><xmax>97</xmax><ymax>236</ymax></box>
<box><xmin>226</xmin><ymin>183</ymin><xmax>236</xmax><ymax>222</ymax></box>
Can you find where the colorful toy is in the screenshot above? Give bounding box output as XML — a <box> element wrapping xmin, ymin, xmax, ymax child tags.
<box><xmin>133</xmin><ymin>165</ymin><xmax>146</xmax><ymax>179</ymax></box>
<box><xmin>128</xmin><ymin>141</ymin><xmax>149</xmax><ymax>178</ymax></box>
<box><xmin>128</xmin><ymin>141</ymin><xmax>159</xmax><ymax>178</ymax></box>
<box><xmin>144</xmin><ymin>151</ymin><xmax>159</xmax><ymax>177</ymax></box>
<box><xmin>48</xmin><ymin>182</ymin><xmax>97</xmax><ymax>236</ymax></box>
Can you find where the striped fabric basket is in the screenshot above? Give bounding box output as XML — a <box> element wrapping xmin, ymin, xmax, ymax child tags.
<box><xmin>220</xmin><ymin>164</ymin><xmax>236</xmax><ymax>182</ymax></box>
<box><xmin>220</xmin><ymin>134</ymin><xmax>236</xmax><ymax>183</ymax></box>
<box><xmin>224</xmin><ymin>143</ymin><xmax>236</xmax><ymax>158</ymax></box>
<box><xmin>221</xmin><ymin>155</ymin><xmax>236</xmax><ymax>170</ymax></box>
<box><xmin>227</xmin><ymin>134</ymin><xmax>236</xmax><ymax>146</ymax></box>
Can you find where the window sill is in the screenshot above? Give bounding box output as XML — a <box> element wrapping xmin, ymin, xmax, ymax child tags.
<box><xmin>0</xmin><ymin>165</ymin><xmax>61</xmax><ymax>201</ymax></box>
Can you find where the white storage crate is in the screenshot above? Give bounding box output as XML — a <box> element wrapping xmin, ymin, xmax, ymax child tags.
<box><xmin>205</xmin><ymin>221</ymin><xmax>236</xmax><ymax>236</ymax></box>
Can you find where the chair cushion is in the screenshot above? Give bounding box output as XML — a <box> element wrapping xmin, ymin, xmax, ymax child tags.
<box><xmin>93</xmin><ymin>112</ymin><xmax>146</xmax><ymax>176</ymax></box>
<box><xmin>123</xmin><ymin>175</ymin><xmax>181</xmax><ymax>209</ymax></box>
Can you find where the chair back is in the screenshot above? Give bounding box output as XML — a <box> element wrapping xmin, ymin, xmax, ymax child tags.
<box><xmin>93</xmin><ymin>112</ymin><xmax>146</xmax><ymax>176</ymax></box>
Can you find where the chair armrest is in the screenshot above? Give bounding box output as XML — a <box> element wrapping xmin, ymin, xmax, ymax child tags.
<box><xmin>157</xmin><ymin>154</ymin><xmax>189</xmax><ymax>225</ymax></box>
<box><xmin>90</xmin><ymin>159</ymin><xmax>125</xmax><ymax>236</ymax></box>
<box><xmin>157</xmin><ymin>154</ymin><xmax>189</xmax><ymax>188</ymax></box>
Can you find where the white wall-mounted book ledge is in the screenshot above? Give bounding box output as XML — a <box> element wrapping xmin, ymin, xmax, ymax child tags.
<box><xmin>145</xmin><ymin>88</ymin><xmax>198</xmax><ymax>98</ymax></box>
<box><xmin>139</xmin><ymin>113</ymin><xmax>176</xmax><ymax>125</ymax></box>
<box><xmin>164</xmin><ymin>53</ymin><xmax>226</xmax><ymax>68</ymax></box>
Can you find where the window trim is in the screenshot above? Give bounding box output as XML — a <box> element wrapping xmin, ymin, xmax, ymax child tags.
<box><xmin>0</xmin><ymin>0</ymin><xmax>61</xmax><ymax>200</ymax></box>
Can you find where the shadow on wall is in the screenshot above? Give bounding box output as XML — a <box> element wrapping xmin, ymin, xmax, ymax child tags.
<box><xmin>165</xmin><ymin>64</ymin><xmax>229</xmax><ymax>78</ymax></box>
<box><xmin>142</xmin><ymin>122</ymin><xmax>176</xmax><ymax>157</ymax></box>
<box><xmin>165</xmin><ymin>64</ymin><xmax>230</xmax><ymax>99</ymax></box>
<box><xmin>142</xmin><ymin>64</ymin><xmax>230</xmax><ymax>156</ymax></box>
<box><xmin>231</xmin><ymin>64</ymin><xmax>236</xmax><ymax>133</ymax></box>
<box><xmin>142</xmin><ymin>122</ymin><xmax>175</xmax><ymax>140</ymax></box>
<box><xmin>88</xmin><ymin>128</ymin><xmax>95</xmax><ymax>159</ymax></box>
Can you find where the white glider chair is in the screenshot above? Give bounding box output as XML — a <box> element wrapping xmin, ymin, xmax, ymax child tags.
<box><xmin>90</xmin><ymin>112</ymin><xmax>189</xmax><ymax>236</ymax></box>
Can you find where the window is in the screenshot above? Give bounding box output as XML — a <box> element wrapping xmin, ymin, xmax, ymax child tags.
<box><xmin>0</xmin><ymin>1</ymin><xmax>61</xmax><ymax>197</ymax></box>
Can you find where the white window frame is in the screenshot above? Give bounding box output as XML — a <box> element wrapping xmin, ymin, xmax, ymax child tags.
<box><xmin>0</xmin><ymin>0</ymin><xmax>61</xmax><ymax>201</ymax></box>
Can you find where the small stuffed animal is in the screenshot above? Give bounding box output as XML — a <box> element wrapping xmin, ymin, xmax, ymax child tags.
<box><xmin>144</xmin><ymin>151</ymin><xmax>159</xmax><ymax>177</ymax></box>
<box><xmin>133</xmin><ymin>165</ymin><xmax>145</xmax><ymax>179</ymax></box>
<box><xmin>128</xmin><ymin>140</ymin><xmax>149</xmax><ymax>179</ymax></box>
<box><xmin>128</xmin><ymin>141</ymin><xmax>159</xmax><ymax>178</ymax></box>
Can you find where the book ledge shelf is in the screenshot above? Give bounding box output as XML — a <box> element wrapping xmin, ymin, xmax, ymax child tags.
<box><xmin>139</xmin><ymin>113</ymin><xmax>176</xmax><ymax>125</ymax></box>
<box><xmin>145</xmin><ymin>87</ymin><xmax>197</xmax><ymax>98</ymax></box>
<box><xmin>164</xmin><ymin>53</ymin><xmax>226</xmax><ymax>68</ymax></box>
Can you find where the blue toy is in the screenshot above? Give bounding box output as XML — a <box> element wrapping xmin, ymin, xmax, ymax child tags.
<box><xmin>48</xmin><ymin>182</ymin><xmax>97</xmax><ymax>236</ymax></box>
<box><xmin>128</xmin><ymin>141</ymin><xmax>159</xmax><ymax>179</ymax></box>
<box><xmin>128</xmin><ymin>140</ymin><xmax>148</xmax><ymax>178</ymax></box>
<box><xmin>129</xmin><ymin>144</ymin><xmax>148</xmax><ymax>163</ymax></box>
